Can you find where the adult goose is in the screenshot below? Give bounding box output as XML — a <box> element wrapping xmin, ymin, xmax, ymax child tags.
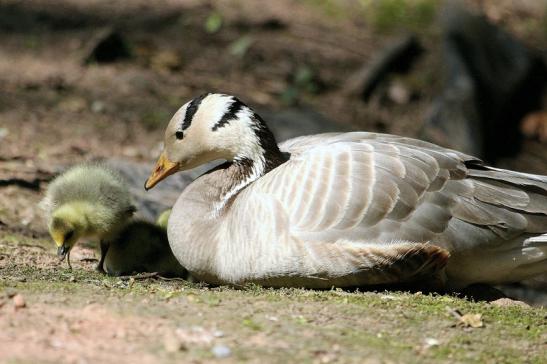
<box><xmin>145</xmin><ymin>93</ymin><xmax>547</xmax><ymax>289</ymax></box>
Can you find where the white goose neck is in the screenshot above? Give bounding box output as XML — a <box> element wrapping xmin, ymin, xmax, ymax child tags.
<box><xmin>213</xmin><ymin>112</ymin><xmax>287</xmax><ymax>214</ymax></box>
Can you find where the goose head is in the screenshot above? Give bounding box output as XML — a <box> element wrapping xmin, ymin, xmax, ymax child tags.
<box><xmin>48</xmin><ymin>204</ymin><xmax>87</xmax><ymax>258</ymax></box>
<box><xmin>145</xmin><ymin>93</ymin><xmax>281</xmax><ymax>190</ymax></box>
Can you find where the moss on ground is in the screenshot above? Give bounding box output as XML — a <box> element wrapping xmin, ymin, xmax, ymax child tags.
<box><xmin>1</xmin><ymin>230</ymin><xmax>545</xmax><ymax>363</ymax></box>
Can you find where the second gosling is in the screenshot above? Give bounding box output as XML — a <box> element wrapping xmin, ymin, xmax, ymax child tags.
<box><xmin>103</xmin><ymin>219</ymin><xmax>188</xmax><ymax>278</ymax></box>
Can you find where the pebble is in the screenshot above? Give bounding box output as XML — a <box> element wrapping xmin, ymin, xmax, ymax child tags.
<box><xmin>424</xmin><ymin>337</ymin><xmax>440</xmax><ymax>348</ymax></box>
<box><xmin>211</xmin><ymin>344</ymin><xmax>231</xmax><ymax>358</ymax></box>
<box><xmin>490</xmin><ymin>298</ymin><xmax>530</xmax><ymax>308</ymax></box>
<box><xmin>13</xmin><ymin>294</ymin><xmax>26</xmax><ymax>309</ymax></box>
<box><xmin>163</xmin><ymin>334</ymin><xmax>185</xmax><ymax>353</ymax></box>
<box><xmin>388</xmin><ymin>81</ymin><xmax>410</xmax><ymax>104</ymax></box>
<box><xmin>91</xmin><ymin>100</ymin><xmax>105</xmax><ymax>113</ymax></box>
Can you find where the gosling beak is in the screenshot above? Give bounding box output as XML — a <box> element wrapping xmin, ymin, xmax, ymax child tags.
<box><xmin>145</xmin><ymin>151</ymin><xmax>180</xmax><ymax>190</ymax></box>
<box><xmin>57</xmin><ymin>244</ymin><xmax>69</xmax><ymax>258</ymax></box>
<box><xmin>57</xmin><ymin>244</ymin><xmax>72</xmax><ymax>270</ymax></box>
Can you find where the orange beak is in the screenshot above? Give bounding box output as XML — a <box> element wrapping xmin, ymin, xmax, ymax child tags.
<box><xmin>145</xmin><ymin>151</ymin><xmax>180</xmax><ymax>190</ymax></box>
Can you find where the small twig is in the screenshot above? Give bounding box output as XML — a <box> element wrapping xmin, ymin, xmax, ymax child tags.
<box><xmin>117</xmin><ymin>272</ymin><xmax>189</xmax><ymax>282</ymax></box>
<box><xmin>0</xmin><ymin>156</ymin><xmax>26</xmax><ymax>162</ymax></box>
<box><xmin>118</xmin><ymin>272</ymin><xmax>159</xmax><ymax>281</ymax></box>
<box><xmin>0</xmin><ymin>178</ymin><xmax>44</xmax><ymax>190</ymax></box>
<box><xmin>80</xmin><ymin>258</ymin><xmax>99</xmax><ymax>263</ymax></box>
<box><xmin>155</xmin><ymin>276</ymin><xmax>188</xmax><ymax>282</ymax></box>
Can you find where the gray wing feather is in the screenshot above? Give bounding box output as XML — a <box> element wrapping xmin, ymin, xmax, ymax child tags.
<box><xmin>267</xmin><ymin>132</ymin><xmax>547</xmax><ymax>248</ymax></box>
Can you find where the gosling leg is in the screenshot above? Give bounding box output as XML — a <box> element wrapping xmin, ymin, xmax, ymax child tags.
<box><xmin>96</xmin><ymin>240</ymin><xmax>109</xmax><ymax>273</ymax></box>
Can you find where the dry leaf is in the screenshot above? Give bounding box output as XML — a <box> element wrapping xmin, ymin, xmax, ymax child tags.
<box><xmin>447</xmin><ymin>307</ymin><xmax>484</xmax><ymax>328</ymax></box>
<box><xmin>459</xmin><ymin>313</ymin><xmax>483</xmax><ymax>328</ymax></box>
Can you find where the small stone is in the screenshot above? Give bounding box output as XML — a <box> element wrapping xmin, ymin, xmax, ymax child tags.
<box><xmin>211</xmin><ymin>344</ymin><xmax>231</xmax><ymax>358</ymax></box>
<box><xmin>388</xmin><ymin>81</ymin><xmax>410</xmax><ymax>104</ymax></box>
<box><xmin>91</xmin><ymin>100</ymin><xmax>105</xmax><ymax>113</ymax></box>
<box><xmin>424</xmin><ymin>337</ymin><xmax>440</xmax><ymax>348</ymax></box>
<box><xmin>49</xmin><ymin>338</ymin><xmax>63</xmax><ymax>348</ymax></box>
<box><xmin>490</xmin><ymin>298</ymin><xmax>530</xmax><ymax>308</ymax></box>
<box><xmin>213</xmin><ymin>330</ymin><xmax>225</xmax><ymax>338</ymax></box>
<box><xmin>163</xmin><ymin>334</ymin><xmax>185</xmax><ymax>353</ymax></box>
<box><xmin>113</xmin><ymin>328</ymin><xmax>127</xmax><ymax>339</ymax></box>
<box><xmin>13</xmin><ymin>294</ymin><xmax>26</xmax><ymax>309</ymax></box>
<box><xmin>122</xmin><ymin>146</ymin><xmax>139</xmax><ymax>158</ymax></box>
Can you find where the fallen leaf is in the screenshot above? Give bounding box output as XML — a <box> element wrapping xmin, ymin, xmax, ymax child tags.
<box><xmin>459</xmin><ymin>313</ymin><xmax>483</xmax><ymax>328</ymax></box>
<box><xmin>229</xmin><ymin>35</ymin><xmax>254</xmax><ymax>57</ymax></box>
<box><xmin>447</xmin><ymin>307</ymin><xmax>484</xmax><ymax>328</ymax></box>
<box><xmin>205</xmin><ymin>12</ymin><xmax>223</xmax><ymax>33</ymax></box>
<box><xmin>150</xmin><ymin>50</ymin><xmax>183</xmax><ymax>72</ymax></box>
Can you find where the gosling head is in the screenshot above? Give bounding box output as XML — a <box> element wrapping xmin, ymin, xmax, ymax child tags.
<box><xmin>145</xmin><ymin>93</ymin><xmax>280</xmax><ymax>190</ymax></box>
<box><xmin>48</xmin><ymin>204</ymin><xmax>88</xmax><ymax>258</ymax></box>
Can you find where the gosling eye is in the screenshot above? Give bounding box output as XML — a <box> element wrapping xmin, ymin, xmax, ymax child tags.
<box><xmin>175</xmin><ymin>131</ymin><xmax>184</xmax><ymax>140</ymax></box>
<box><xmin>64</xmin><ymin>230</ymin><xmax>74</xmax><ymax>242</ymax></box>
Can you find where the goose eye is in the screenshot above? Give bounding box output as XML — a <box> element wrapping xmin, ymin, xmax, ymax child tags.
<box><xmin>175</xmin><ymin>131</ymin><xmax>184</xmax><ymax>140</ymax></box>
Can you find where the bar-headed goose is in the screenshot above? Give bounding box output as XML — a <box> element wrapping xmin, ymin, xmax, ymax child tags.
<box><xmin>145</xmin><ymin>93</ymin><xmax>547</xmax><ymax>289</ymax></box>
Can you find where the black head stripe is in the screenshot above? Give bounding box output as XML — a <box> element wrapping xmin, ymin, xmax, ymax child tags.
<box><xmin>181</xmin><ymin>93</ymin><xmax>210</xmax><ymax>131</ymax></box>
<box><xmin>212</xmin><ymin>97</ymin><xmax>245</xmax><ymax>131</ymax></box>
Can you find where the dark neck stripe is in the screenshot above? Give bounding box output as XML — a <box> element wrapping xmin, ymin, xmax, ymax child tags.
<box><xmin>212</xmin><ymin>97</ymin><xmax>245</xmax><ymax>131</ymax></box>
<box><xmin>249</xmin><ymin>112</ymin><xmax>288</xmax><ymax>173</ymax></box>
<box><xmin>181</xmin><ymin>93</ymin><xmax>209</xmax><ymax>131</ymax></box>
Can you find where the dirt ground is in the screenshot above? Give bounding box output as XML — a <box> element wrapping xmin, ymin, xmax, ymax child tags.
<box><xmin>1</xmin><ymin>231</ymin><xmax>546</xmax><ymax>363</ymax></box>
<box><xmin>1</xmin><ymin>1</ymin><xmax>547</xmax><ymax>363</ymax></box>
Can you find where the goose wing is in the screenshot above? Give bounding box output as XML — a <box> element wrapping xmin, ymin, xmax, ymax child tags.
<box><xmin>246</xmin><ymin>132</ymin><xmax>547</xmax><ymax>247</ymax></box>
<box><xmin>244</xmin><ymin>132</ymin><xmax>469</xmax><ymax>243</ymax></box>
